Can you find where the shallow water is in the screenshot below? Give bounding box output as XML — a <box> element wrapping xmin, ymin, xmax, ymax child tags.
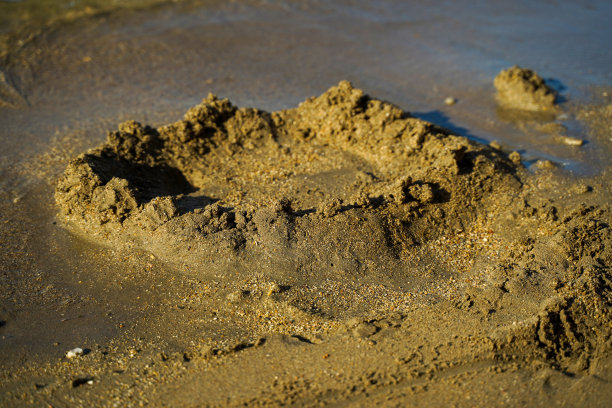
<box><xmin>0</xmin><ymin>0</ymin><xmax>611</xmax><ymax>366</ymax></box>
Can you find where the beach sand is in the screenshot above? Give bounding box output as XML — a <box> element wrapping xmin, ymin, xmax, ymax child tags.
<box><xmin>1</xmin><ymin>1</ymin><xmax>611</xmax><ymax>406</ymax></box>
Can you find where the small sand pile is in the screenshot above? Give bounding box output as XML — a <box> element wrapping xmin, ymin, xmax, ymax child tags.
<box><xmin>494</xmin><ymin>66</ymin><xmax>558</xmax><ymax>112</ymax></box>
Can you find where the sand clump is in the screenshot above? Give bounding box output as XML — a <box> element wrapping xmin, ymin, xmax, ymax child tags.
<box><xmin>494</xmin><ymin>66</ymin><xmax>558</xmax><ymax>112</ymax></box>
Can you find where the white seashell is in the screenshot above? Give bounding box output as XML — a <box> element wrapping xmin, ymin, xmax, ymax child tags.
<box><xmin>66</xmin><ymin>347</ymin><xmax>84</xmax><ymax>359</ymax></box>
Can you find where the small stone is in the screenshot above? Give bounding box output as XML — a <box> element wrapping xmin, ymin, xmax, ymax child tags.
<box><xmin>66</xmin><ymin>348</ymin><xmax>84</xmax><ymax>359</ymax></box>
<box><xmin>559</xmin><ymin>136</ymin><xmax>584</xmax><ymax>146</ymax></box>
<box><xmin>444</xmin><ymin>97</ymin><xmax>457</xmax><ymax>106</ymax></box>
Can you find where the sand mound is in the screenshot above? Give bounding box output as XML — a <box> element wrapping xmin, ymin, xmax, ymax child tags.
<box><xmin>494</xmin><ymin>66</ymin><xmax>558</xmax><ymax>112</ymax></box>
<box><xmin>56</xmin><ymin>81</ymin><xmax>521</xmax><ymax>285</ymax></box>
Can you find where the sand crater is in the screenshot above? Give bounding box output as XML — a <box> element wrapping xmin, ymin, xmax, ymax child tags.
<box><xmin>56</xmin><ymin>81</ymin><xmax>520</xmax><ymax>285</ymax></box>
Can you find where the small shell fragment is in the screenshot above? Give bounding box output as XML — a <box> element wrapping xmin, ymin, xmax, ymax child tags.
<box><xmin>66</xmin><ymin>347</ymin><xmax>84</xmax><ymax>359</ymax></box>
<box><xmin>560</xmin><ymin>136</ymin><xmax>584</xmax><ymax>146</ymax></box>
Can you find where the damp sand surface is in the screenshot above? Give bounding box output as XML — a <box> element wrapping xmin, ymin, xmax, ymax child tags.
<box><xmin>1</xmin><ymin>1</ymin><xmax>612</xmax><ymax>406</ymax></box>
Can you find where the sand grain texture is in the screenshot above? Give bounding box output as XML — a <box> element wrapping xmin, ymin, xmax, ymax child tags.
<box><xmin>1</xmin><ymin>82</ymin><xmax>610</xmax><ymax>407</ymax></box>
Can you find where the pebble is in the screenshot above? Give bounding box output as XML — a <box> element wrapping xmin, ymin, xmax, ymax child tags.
<box><xmin>66</xmin><ymin>347</ymin><xmax>84</xmax><ymax>359</ymax></box>
<box><xmin>560</xmin><ymin>136</ymin><xmax>584</xmax><ymax>146</ymax></box>
<box><xmin>444</xmin><ymin>97</ymin><xmax>457</xmax><ymax>106</ymax></box>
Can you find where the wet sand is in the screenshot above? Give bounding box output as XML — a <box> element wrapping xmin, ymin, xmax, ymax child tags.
<box><xmin>1</xmin><ymin>1</ymin><xmax>611</xmax><ymax>406</ymax></box>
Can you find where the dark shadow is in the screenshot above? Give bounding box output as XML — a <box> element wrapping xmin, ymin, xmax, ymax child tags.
<box><xmin>339</xmin><ymin>203</ymin><xmax>361</xmax><ymax>213</ymax></box>
<box><xmin>544</xmin><ymin>78</ymin><xmax>568</xmax><ymax>104</ymax></box>
<box><xmin>545</xmin><ymin>78</ymin><xmax>567</xmax><ymax>93</ymax></box>
<box><xmin>293</xmin><ymin>208</ymin><xmax>316</xmax><ymax>217</ymax></box>
<box><xmin>72</xmin><ymin>377</ymin><xmax>94</xmax><ymax>388</ymax></box>
<box><xmin>415</xmin><ymin>181</ymin><xmax>450</xmax><ymax>204</ymax></box>
<box><xmin>231</xmin><ymin>342</ymin><xmax>253</xmax><ymax>352</ymax></box>
<box><xmin>174</xmin><ymin>194</ymin><xmax>218</xmax><ymax>214</ymax></box>
<box><xmin>291</xmin><ymin>334</ymin><xmax>314</xmax><ymax>344</ymax></box>
<box><xmin>293</xmin><ymin>202</ymin><xmax>378</xmax><ymax>218</ymax></box>
<box><xmin>230</xmin><ymin>338</ymin><xmax>266</xmax><ymax>352</ymax></box>
<box><xmin>85</xmin><ymin>154</ymin><xmax>197</xmax><ymax>204</ymax></box>
<box><xmin>412</xmin><ymin>110</ymin><xmax>490</xmax><ymax>145</ymax></box>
